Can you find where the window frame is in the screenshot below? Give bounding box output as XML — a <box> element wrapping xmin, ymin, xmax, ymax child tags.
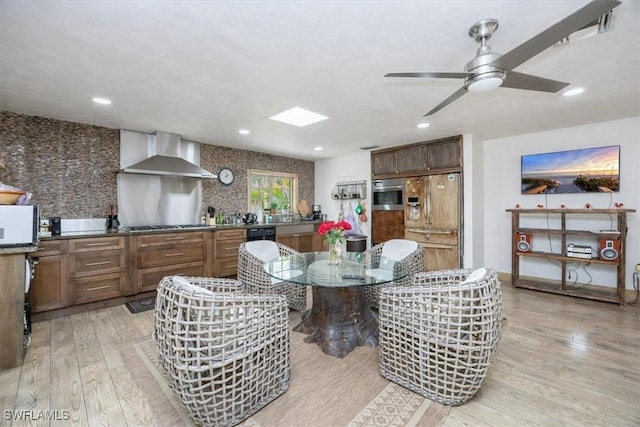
<box><xmin>247</xmin><ymin>169</ymin><xmax>298</xmax><ymax>214</ymax></box>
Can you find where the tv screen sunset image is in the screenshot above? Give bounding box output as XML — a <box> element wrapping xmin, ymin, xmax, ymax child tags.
<box><xmin>521</xmin><ymin>145</ymin><xmax>620</xmax><ymax>194</ymax></box>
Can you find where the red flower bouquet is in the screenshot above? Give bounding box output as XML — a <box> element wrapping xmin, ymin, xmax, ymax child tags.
<box><xmin>318</xmin><ymin>220</ymin><xmax>352</xmax><ymax>245</ymax></box>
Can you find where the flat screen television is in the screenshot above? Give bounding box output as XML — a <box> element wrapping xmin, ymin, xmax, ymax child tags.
<box><xmin>521</xmin><ymin>145</ymin><xmax>620</xmax><ymax>194</ymax></box>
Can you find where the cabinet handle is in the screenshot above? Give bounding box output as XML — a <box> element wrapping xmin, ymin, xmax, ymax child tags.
<box><xmin>164</xmin><ymin>237</ymin><xmax>185</xmax><ymax>241</ymax></box>
<box><xmin>165</xmin><ymin>252</ymin><xmax>184</xmax><ymax>257</ymax></box>
<box><xmin>85</xmin><ymin>242</ymin><xmax>111</xmax><ymax>247</ymax></box>
<box><xmin>86</xmin><ymin>285</ymin><xmax>111</xmax><ymax>291</ymax></box>
<box><xmin>85</xmin><ymin>261</ymin><xmax>112</xmax><ymax>266</ymax></box>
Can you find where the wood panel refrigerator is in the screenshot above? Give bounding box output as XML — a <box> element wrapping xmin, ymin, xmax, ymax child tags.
<box><xmin>404</xmin><ymin>173</ymin><xmax>461</xmax><ymax>271</ymax></box>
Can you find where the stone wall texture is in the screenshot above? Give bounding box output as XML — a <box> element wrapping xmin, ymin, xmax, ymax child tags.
<box><xmin>0</xmin><ymin>111</ymin><xmax>315</xmax><ymax>219</ymax></box>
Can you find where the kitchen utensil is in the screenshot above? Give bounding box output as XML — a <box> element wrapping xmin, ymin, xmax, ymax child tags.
<box><xmin>359</xmin><ymin>201</ymin><xmax>368</xmax><ymax>223</ymax></box>
<box><xmin>243</xmin><ymin>212</ymin><xmax>257</xmax><ymax>224</ymax></box>
<box><xmin>297</xmin><ymin>200</ymin><xmax>311</xmax><ymax>218</ymax></box>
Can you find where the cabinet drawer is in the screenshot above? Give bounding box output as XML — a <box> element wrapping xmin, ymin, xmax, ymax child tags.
<box><xmin>405</xmin><ymin>229</ymin><xmax>458</xmax><ymax>245</ymax></box>
<box><xmin>214</xmin><ymin>257</ymin><xmax>239</xmax><ymax>277</ymax></box>
<box><xmin>69</xmin><ymin>251</ymin><xmax>125</xmax><ymax>278</ymax></box>
<box><xmin>70</xmin><ymin>273</ymin><xmax>123</xmax><ymax>305</ymax></box>
<box><xmin>137</xmin><ymin>232</ymin><xmax>204</xmax><ymax>248</ymax></box>
<box><xmin>33</xmin><ymin>240</ymin><xmax>68</xmax><ymax>256</ymax></box>
<box><xmin>215</xmin><ymin>238</ymin><xmax>244</xmax><ymax>259</ymax></box>
<box><xmin>215</xmin><ymin>228</ymin><xmax>246</xmax><ymax>241</ymax></box>
<box><xmin>138</xmin><ymin>243</ymin><xmax>205</xmax><ymax>268</ymax></box>
<box><xmin>69</xmin><ymin>237</ymin><xmax>124</xmax><ymax>253</ymax></box>
<box><xmin>137</xmin><ymin>263</ymin><xmax>204</xmax><ymax>293</ymax></box>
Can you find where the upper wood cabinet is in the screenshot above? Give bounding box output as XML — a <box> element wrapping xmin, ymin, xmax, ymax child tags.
<box><xmin>371</xmin><ymin>135</ymin><xmax>462</xmax><ymax>178</ymax></box>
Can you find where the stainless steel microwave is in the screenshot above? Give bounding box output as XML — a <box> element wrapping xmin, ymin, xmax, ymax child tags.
<box><xmin>0</xmin><ymin>205</ymin><xmax>38</xmax><ymax>247</ymax></box>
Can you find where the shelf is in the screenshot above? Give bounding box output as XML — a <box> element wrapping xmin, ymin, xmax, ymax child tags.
<box><xmin>331</xmin><ymin>180</ymin><xmax>367</xmax><ymax>200</ymax></box>
<box><xmin>516</xmin><ymin>251</ymin><xmax>619</xmax><ymax>265</ymax></box>
<box><xmin>507</xmin><ymin>207</ymin><xmax>634</xmax><ymax>305</ymax></box>
<box><xmin>514</xmin><ymin>278</ymin><xmax>621</xmax><ymax>304</ymax></box>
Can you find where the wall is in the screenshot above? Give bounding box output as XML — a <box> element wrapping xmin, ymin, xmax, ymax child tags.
<box><xmin>315</xmin><ymin>151</ymin><xmax>372</xmax><ymax>248</ymax></box>
<box><xmin>0</xmin><ymin>111</ymin><xmax>315</xmax><ymax>220</ymax></box>
<box><xmin>483</xmin><ymin>117</ymin><xmax>640</xmax><ymax>290</ymax></box>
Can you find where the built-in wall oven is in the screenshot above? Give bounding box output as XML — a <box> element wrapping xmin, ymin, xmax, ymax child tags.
<box><xmin>372</xmin><ymin>178</ymin><xmax>404</xmax><ymax>210</ymax></box>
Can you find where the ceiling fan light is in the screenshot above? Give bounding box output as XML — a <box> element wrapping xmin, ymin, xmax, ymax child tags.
<box><xmin>467</xmin><ymin>75</ymin><xmax>504</xmax><ymax>92</ymax></box>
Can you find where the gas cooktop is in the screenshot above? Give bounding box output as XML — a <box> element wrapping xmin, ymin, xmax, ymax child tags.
<box><xmin>124</xmin><ymin>224</ymin><xmax>213</xmax><ymax>232</ymax></box>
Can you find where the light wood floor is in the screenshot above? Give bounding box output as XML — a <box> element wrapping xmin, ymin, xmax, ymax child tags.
<box><xmin>1</xmin><ymin>284</ymin><xmax>639</xmax><ymax>426</ymax></box>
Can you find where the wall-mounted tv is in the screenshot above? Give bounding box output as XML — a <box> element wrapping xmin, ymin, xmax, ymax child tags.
<box><xmin>521</xmin><ymin>145</ymin><xmax>620</xmax><ymax>194</ymax></box>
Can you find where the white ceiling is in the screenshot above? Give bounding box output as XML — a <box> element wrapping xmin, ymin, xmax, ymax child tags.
<box><xmin>1</xmin><ymin>1</ymin><xmax>639</xmax><ymax>161</ymax></box>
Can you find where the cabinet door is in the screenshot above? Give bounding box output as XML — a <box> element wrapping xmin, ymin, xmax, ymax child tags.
<box><xmin>371</xmin><ymin>151</ymin><xmax>396</xmax><ymax>176</ymax></box>
<box><xmin>423</xmin><ymin>244</ymin><xmax>460</xmax><ymax>271</ymax></box>
<box><xmin>426</xmin><ymin>173</ymin><xmax>460</xmax><ymax>230</ymax></box>
<box><xmin>396</xmin><ymin>145</ymin><xmax>426</xmax><ymax>175</ymax></box>
<box><xmin>69</xmin><ymin>273</ymin><xmax>123</xmax><ymax>305</ymax></box>
<box><xmin>371</xmin><ymin>210</ymin><xmax>405</xmax><ymax>245</ymax></box>
<box><xmin>277</xmin><ymin>234</ymin><xmax>297</xmax><ymax>250</ymax></box>
<box><xmin>31</xmin><ymin>255</ymin><xmax>68</xmax><ymax>313</ymax></box>
<box><xmin>138</xmin><ymin>264</ymin><xmax>204</xmax><ymax>293</ymax></box>
<box><xmin>297</xmin><ymin>233</ymin><xmax>315</xmax><ymax>253</ymax></box>
<box><xmin>426</xmin><ymin>138</ymin><xmax>462</xmax><ymax>171</ymax></box>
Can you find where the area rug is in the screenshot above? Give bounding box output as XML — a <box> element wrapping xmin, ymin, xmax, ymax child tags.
<box><xmin>120</xmin><ymin>332</ymin><xmax>449</xmax><ymax>427</ymax></box>
<box><xmin>124</xmin><ymin>297</ymin><xmax>156</xmax><ymax>314</ymax></box>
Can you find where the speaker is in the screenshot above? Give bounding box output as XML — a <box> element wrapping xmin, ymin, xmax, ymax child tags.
<box><xmin>599</xmin><ymin>238</ymin><xmax>620</xmax><ymax>261</ymax></box>
<box><xmin>515</xmin><ymin>233</ymin><xmax>531</xmax><ymax>253</ymax></box>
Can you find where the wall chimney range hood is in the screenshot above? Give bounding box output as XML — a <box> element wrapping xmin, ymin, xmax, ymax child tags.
<box><xmin>121</xmin><ymin>131</ymin><xmax>217</xmax><ymax>179</ymax></box>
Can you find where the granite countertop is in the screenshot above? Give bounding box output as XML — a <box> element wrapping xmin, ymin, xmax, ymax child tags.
<box><xmin>0</xmin><ymin>245</ymin><xmax>38</xmax><ymax>255</ymax></box>
<box><xmin>38</xmin><ymin>220</ymin><xmax>322</xmax><ymax>240</ymax></box>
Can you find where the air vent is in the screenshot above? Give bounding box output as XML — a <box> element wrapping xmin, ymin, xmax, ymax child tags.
<box><xmin>360</xmin><ymin>145</ymin><xmax>380</xmax><ymax>150</ymax></box>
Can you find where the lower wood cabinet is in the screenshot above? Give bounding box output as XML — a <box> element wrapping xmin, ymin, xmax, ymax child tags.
<box><xmin>276</xmin><ymin>224</ymin><xmax>318</xmax><ymax>252</ymax></box>
<box><xmin>30</xmin><ymin>240</ymin><xmax>69</xmax><ymax>313</ymax></box>
<box><xmin>134</xmin><ymin>231</ymin><xmax>207</xmax><ymax>292</ymax></box>
<box><xmin>371</xmin><ymin>210</ymin><xmax>405</xmax><ymax>246</ymax></box>
<box><xmin>69</xmin><ymin>273</ymin><xmax>125</xmax><ymax>305</ymax></box>
<box><xmin>213</xmin><ymin>229</ymin><xmax>246</xmax><ymax>277</ymax></box>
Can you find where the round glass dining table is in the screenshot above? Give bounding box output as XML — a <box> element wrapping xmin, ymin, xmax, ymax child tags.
<box><xmin>264</xmin><ymin>251</ymin><xmax>409</xmax><ymax>358</ymax></box>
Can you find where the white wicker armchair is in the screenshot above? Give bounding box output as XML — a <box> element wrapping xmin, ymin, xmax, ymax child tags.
<box><xmin>378</xmin><ymin>268</ymin><xmax>504</xmax><ymax>406</ymax></box>
<box><xmin>154</xmin><ymin>276</ymin><xmax>290</xmax><ymax>426</ymax></box>
<box><xmin>362</xmin><ymin>239</ymin><xmax>424</xmax><ymax>308</ymax></box>
<box><xmin>237</xmin><ymin>241</ymin><xmax>307</xmax><ymax>312</ymax></box>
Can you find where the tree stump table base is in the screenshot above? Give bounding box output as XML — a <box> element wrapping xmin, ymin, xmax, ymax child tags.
<box><xmin>293</xmin><ymin>286</ymin><xmax>378</xmax><ymax>358</ymax></box>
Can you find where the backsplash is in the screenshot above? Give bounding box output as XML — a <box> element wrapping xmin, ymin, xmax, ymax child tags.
<box><xmin>0</xmin><ymin>111</ymin><xmax>315</xmax><ymax>219</ymax></box>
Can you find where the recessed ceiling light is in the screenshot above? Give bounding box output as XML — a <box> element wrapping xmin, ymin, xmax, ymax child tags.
<box><xmin>562</xmin><ymin>88</ymin><xmax>585</xmax><ymax>97</ymax></box>
<box><xmin>417</xmin><ymin>122</ymin><xmax>430</xmax><ymax>129</ymax></box>
<box><xmin>269</xmin><ymin>106</ymin><xmax>329</xmax><ymax>127</ymax></box>
<box><xmin>92</xmin><ymin>97</ymin><xmax>112</xmax><ymax>105</ymax></box>
<box><xmin>238</xmin><ymin>129</ymin><xmax>250</xmax><ymax>135</ymax></box>
<box><xmin>314</xmin><ymin>146</ymin><xmax>323</xmax><ymax>151</ymax></box>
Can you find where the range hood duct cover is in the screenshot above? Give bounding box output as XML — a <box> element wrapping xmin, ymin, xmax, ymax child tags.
<box><xmin>121</xmin><ymin>131</ymin><xmax>217</xmax><ymax>179</ymax></box>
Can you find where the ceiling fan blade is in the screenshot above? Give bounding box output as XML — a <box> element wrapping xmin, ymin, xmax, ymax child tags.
<box><xmin>424</xmin><ymin>87</ymin><xmax>468</xmax><ymax>116</ymax></box>
<box><xmin>385</xmin><ymin>72</ymin><xmax>469</xmax><ymax>79</ymax></box>
<box><xmin>493</xmin><ymin>0</ymin><xmax>621</xmax><ymax>71</ymax></box>
<box><xmin>502</xmin><ymin>71</ymin><xmax>570</xmax><ymax>93</ymax></box>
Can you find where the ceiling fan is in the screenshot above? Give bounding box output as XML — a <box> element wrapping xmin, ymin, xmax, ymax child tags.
<box><xmin>385</xmin><ymin>0</ymin><xmax>621</xmax><ymax>116</ymax></box>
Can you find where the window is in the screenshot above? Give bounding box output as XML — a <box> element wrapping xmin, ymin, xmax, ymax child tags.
<box><xmin>248</xmin><ymin>170</ymin><xmax>297</xmax><ymax>214</ymax></box>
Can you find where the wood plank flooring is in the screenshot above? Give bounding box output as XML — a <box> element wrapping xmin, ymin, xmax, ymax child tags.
<box><xmin>1</xmin><ymin>284</ymin><xmax>638</xmax><ymax>426</ymax></box>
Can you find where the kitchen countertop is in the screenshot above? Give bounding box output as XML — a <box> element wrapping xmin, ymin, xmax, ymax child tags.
<box><xmin>38</xmin><ymin>220</ymin><xmax>323</xmax><ymax>240</ymax></box>
<box><xmin>0</xmin><ymin>245</ymin><xmax>38</xmax><ymax>255</ymax></box>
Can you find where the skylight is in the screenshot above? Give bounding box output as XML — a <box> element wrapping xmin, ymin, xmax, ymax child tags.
<box><xmin>269</xmin><ymin>107</ymin><xmax>329</xmax><ymax>127</ymax></box>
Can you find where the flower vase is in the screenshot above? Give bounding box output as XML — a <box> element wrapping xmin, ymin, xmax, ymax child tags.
<box><xmin>328</xmin><ymin>241</ymin><xmax>342</xmax><ymax>265</ymax></box>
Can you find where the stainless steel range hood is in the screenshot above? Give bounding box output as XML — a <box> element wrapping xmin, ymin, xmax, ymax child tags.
<box><xmin>121</xmin><ymin>131</ymin><xmax>216</xmax><ymax>179</ymax></box>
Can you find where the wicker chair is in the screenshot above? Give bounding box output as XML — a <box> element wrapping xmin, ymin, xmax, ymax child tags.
<box><xmin>154</xmin><ymin>275</ymin><xmax>290</xmax><ymax>426</ymax></box>
<box><xmin>237</xmin><ymin>241</ymin><xmax>307</xmax><ymax>312</ymax></box>
<box><xmin>378</xmin><ymin>268</ymin><xmax>504</xmax><ymax>406</ymax></box>
<box><xmin>362</xmin><ymin>239</ymin><xmax>424</xmax><ymax>308</ymax></box>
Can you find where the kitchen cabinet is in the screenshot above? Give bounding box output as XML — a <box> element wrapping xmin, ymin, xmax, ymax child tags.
<box><xmin>276</xmin><ymin>224</ymin><xmax>316</xmax><ymax>252</ymax></box>
<box><xmin>68</xmin><ymin>236</ymin><xmax>125</xmax><ymax>305</ymax></box>
<box><xmin>212</xmin><ymin>229</ymin><xmax>246</xmax><ymax>277</ymax></box>
<box><xmin>507</xmin><ymin>208</ymin><xmax>635</xmax><ymax>305</ymax></box>
<box><xmin>30</xmin><ymin>240</ymin><xmax>69</xmax><ymax>313</ymax></box>
<box><xmin>371</xmin><ymin>135</ymin><xmax>462</xmax><ymax>178</ymax></box>
<box><xmin>404</xmin><ymin>173</ymin><xmax>462</xmax><ymax>271</ymax></box>
<box><xmin>372</xmin><ymin>210</ymin><xmax>405</xmax><ymax>246</ymax></box>
<box><xmin>135</xmin><ymin>231</ymin><xmax>207</xmax><ymax>292</ymax></box>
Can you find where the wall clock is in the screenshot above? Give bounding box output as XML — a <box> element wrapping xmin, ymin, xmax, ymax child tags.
<box><xmin>217</xmin><ymin>167</ymin><xmax>234</xmax><ymax>186</ymax></box>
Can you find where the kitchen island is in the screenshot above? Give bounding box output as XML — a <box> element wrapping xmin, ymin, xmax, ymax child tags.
<box><xmin>0</xmin><ymin>245</ymin><xmax>37</xmax><ymax>371</ymax></box>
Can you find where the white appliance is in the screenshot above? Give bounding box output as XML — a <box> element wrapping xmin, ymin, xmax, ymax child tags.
<box><xmin>0</xmin><ymin>205</ymin><xmax>38</xmax><ymax>246</ymax></box>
